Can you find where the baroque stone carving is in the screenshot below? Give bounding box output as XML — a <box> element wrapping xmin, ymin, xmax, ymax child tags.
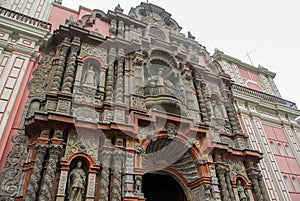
<box><xmin>99</xmin><ymin>152</ymin><xmax>112</xmax><ymax>201</ymax></box>
<box><xmin>39</xmin><ymin>145</ymin><xmax>63</xmax><ymax>201</ymax></box>
<box><xmin>130</xmin><ymin>95</ymin><xmax>146</xmax><ymax>109</ymax></box>
<box><xmin>63</xmin><ymin>134</ymin><xmax>99</xmax><ymax>162</ymax></box>
<box><xmin>112</xmin><ymin>151</ymin><xmax>124</xmax><ymax>201</ymax></box>
<box><xmin>24</xmin><ymin>144</ymin><xmax>49</xmax><ymax>201</ymax></box>
<box><xmin>73</xmin><ymin>107</ymin><xmax>99</xmax><ymax>123</ymax></box>
<box><xmin>51</xmin><ymin>38</ymin><xmax>71</xmax><ymax>92</ymax></box>
<box><xmin>0</xmin><ymin>132</ymin><xmax>28</xmax><ymax>199</ymax></box>
<box><xmin>56</xmin><ymin>99</ymin><xmax>71</xmax><ymax>114</ymax></box>
<box><xmin>45</xmin><ymin>99</ymin><xmax>58</xmax><ymax>112</ymax></box>
<box><xmin>28</xmin><ymin>50</ymin><xmax>55</xmax><ymax>98</ymax></box>
<box><xmin>68</xmin><ymin>161</ymin><xmax>86</xmax><ymax>201</ymax></box>
<box><xmin>61</xmin><ymin>38</ymin><xmax>81</xmax><ymax>93</ymax></box>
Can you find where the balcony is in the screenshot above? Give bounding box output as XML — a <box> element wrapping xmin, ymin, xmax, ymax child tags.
<box><xmin>0</xmin><ymin>6</ymin><xmax>51</xmax><ymax>30</ymax></box>
<box><xmin>232</xmin><ymin>84</ymin><xmax>297</xmax><ymax>109</ymax></box>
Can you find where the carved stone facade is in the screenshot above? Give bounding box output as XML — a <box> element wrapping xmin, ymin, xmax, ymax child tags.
<box><xmin>0</xmin><ymin>3</ymin><xmax>275</xmax><ymax>201</ymax></box>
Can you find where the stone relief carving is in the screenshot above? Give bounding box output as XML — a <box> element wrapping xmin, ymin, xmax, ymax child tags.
<box><xmin>130</xmin><ymin>95</ymin><xmax>146</xmax><ymax>109</ymax></box>
<box><xmin>28</xmin><ymin>50</ymin><xmax>55</xmax><ymax>98</ymax></box>
<box><xmin>56</xmin><ymin>99</ymin><xmax>72</xmax><ymax>114</ymax></box>
<box><xmin>73</xmin><ymin>107</ymin><xmax>99</xmax><ymax>123</ymax></box>
<box><xmin>0</xmin><ymin>132</ymin><xmax>28</xmax><ymax>198</ymax></box>
<box><xmin>63</xmin><ymin>134</ymin><xmax>99</xmax><ymax>162</ymax></box>
<box><xmin>80</xmin><ymin>43</ymin><xmax>107</xmax><ymax>62</ymax></box>
<box><xmin>24</xmin><ymin>144</ymin><xmax>49</xmax><ymax>201</ymax></box>
<box><xmin>45</xmin><ymin>99</ymin><xmax>58</xmax><ymax>112</ymax></box>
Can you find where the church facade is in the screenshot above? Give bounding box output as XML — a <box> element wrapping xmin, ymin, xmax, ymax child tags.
<box><xmin>0</xmin><ymin>1</ymin><xmax>299</xmax><ymax>201</ymax></box>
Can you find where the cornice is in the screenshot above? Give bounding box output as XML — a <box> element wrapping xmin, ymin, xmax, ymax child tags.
<box><xmin>213</xmin><ymin>49</ymin><xmax>276</xmax><ymax>78</ymax></box>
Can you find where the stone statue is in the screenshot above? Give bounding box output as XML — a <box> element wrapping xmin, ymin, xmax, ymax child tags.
<box><xmin>237</xmin><ymin>180</ymin><xmax>248</xmax><ymax>201</ymax></box>
<box><xmin>134</xmin><ymin>176</ymin><xmax>143</xmax><ymax>196</ymax></box>
<box><xmin>212</xmin><ymin>100</ymin><xmax>223</xmax><ymax>119</ymax></box>
<box><xmin>68</xmin><ymin>161</ymin><xmax>86</xmax><ymax>201</ymax></box>
<box><xmin>83</xmin><ymin>66</ymin><xmax>96</xmax><ymax>86</ymax></box>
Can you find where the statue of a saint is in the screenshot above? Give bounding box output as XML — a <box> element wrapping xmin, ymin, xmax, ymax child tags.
<box><xmin>83</xmin><ymin>66</ymin><xmax>96</xmax><ymax>86</ymax></box>
<box><xmin>150</xmin><ymin>68</ymin><xmax>165</xmax><ymax>94</ymax></box>
<box><xmin>237</xmin><ymin>180</ymin><xmax>248</xmax><ymax>201</ymax></box>
<box><xmin>68</xmin><ymin>161</ymin><xmax>86</xmax><ymax>201</ymax></box>
<box><xmin>212</xmin><ymin>100</ymin><xmax>223</xmax><ymax>119</ymax></box>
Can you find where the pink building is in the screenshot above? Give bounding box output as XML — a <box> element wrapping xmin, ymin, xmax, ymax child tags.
<box><xmin>0</xmin><ymin>1</ymin><xmax>299</xmax><ymax>201</ymax></box>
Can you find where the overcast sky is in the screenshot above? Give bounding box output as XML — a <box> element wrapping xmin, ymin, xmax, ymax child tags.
<box><xmin>62</xmin><ymin>0</ymin><xmax>300</xmax><ymax>108</ymax></box>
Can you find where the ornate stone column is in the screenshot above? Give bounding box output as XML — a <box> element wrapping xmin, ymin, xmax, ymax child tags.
<box><xmin>112</xmin><ymin>151</ymin><xmax>124</xmax><ymax>201</ymax></box>
<box><xmin>51</xmin><ymin>38</ymin><xmax>70</xmax><ymax>93</ymax></box>
<box><xmin>216</xmin><ymin>166</ymin><xmax>230</xmax><ymax>201</ymax></box>
<box><xmin>248</xmin><ymin>172</ymin><xmax>264</xmax><ymax>201</ymax></box>
<box><xmin>24</xmin><ymin>144</ymin><xmax>48</xmax><ymax>201</ymax></box>
<box><xmin>105</xmin><ymin>48</ymin><xmax>116</xmax><ymax>102</ymax></box>
<box><xmin>99</xmin><ymin>151</ymin><xmax>112</xmax><ymax>201</ymax></box>
<box><xmin>39</xmin><ymin>145</ymin><xmax>63</xmax><ymax>201</ymax></box>
<box><xmin>61</xmin><ymin>37</ymin><xmax>81</xmax><ymax>94</ymax></box>
<box><xmin>195</xmin><ymin>78</ymin><xmax>209</xmax><ymax>123</ymax></box>
<box><xmin>222</xmin><ymin>87</ymin><xmax>241</xmax><ymax>133</ymax></box>
<box><xmin>225</xmin><ymin>172</ymin><xmax>236</xmax><ymax>201</ymax></box>
<box><xmin>115</xmin><ymin>56</ymin><xmax>124</xmax><ymax>103</ymax></box>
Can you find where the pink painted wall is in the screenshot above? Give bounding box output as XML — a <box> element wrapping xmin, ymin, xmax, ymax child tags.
<box><xmin>48</xmin><ymin>5</ymin><xmax>110</xmax><ymax>37</ymax></box>
<box><xmin>84</xmin><ymin>18</ymin><xmax>110</xmax><ymax>38</ymax></box>
<box><xmin>48</xmin><ymin>4</ymin><xmax>80</xmax><ymax>31</ymax></box>
<box><xmin>0</xmin><ymin>59</ymin><xmax>36</xmax><ymax>171</ymax></box>
<box><xmin>247</xmin><ymin>82</ymin><xmax>263</xmax><ymax>92</ymax></box>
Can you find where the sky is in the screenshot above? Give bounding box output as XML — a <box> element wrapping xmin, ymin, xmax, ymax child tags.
<box><xmin>62</xmin><ymin>0</ymin><xmax>300</xmax><ymax>108</ymax></box>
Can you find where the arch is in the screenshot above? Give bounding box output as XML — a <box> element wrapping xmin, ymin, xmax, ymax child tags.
<box><xmin>233</xmin><ymin>175</ymin><xmax>252</xmax><ymax>188</ymax></box>
<box><xmin>80</xmin><ymin>57</ymin><xmax>102</xmax><ymax>86</ymax></box>
<box><xmin>67</xmin><ymin>153</ymin><xmax>96</xmax><ymax>172</ymax></box>
<box><xmin>246</xmin><ymin>81</ymin><xmax>263</xmax><ymax>92</ymax></box>
<box><xmin>148</xmin><ymin>49</ymin><xmax>178</xmax><ymax>69</ymax></box>
<box><xmin>140</xmin><ymin>132</ymin><xmax>200</xmax><ymax>160</ymax></box>
<box><xmin>142</xmin><ymin>170</ymin><xmax>189</xmax><ymax>201</ymax></box>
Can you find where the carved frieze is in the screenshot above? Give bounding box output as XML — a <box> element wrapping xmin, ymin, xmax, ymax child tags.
<box><xmin>56</xmin><ymin>99</ymin><xmax>71</xmax><ymax>114</ymax></box>
<box><xmin>73</xmin><ymin>107</ymin><xmax>99</xmax><ymax>122</ymax></box>
<box><xmin>63</xmin><ymin>134</ymin><xmax>99</xmax><ymax>162</ymax></box>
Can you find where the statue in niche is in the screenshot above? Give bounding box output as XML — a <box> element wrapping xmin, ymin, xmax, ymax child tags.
<box><xmin>82</xmin><ymin>65</ymin><xmax>96</xmax><ymax>86</ymax></box>
<box><xmin>134</xmin><ymin>176</ymin><xmax>143</xmax><ymax>196</ymax></box>
<box><xmin>237</xmin><ymin>180</ymin><xmax>248</xmax><ymax>201</ymax></box>
<box><xmin>212</xmin><ymin>99</ymin><xmax>223</xmax><ymax>119</ymax></box>
<box><xmin>68</xmin><ymin>161</ymin><xmax>86</xmax><ymax>201</ymax></box>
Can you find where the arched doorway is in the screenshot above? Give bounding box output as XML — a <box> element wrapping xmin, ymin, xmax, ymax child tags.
<box><xmin>142</xmin><ymin>172</ymin><xmax>187</xmax><ymax>201</ymax></box>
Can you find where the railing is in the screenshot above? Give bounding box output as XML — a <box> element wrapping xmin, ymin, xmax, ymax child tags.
<box><xmin>232</xmin><ymin>84</ymin><xmax>297</xmax><ymax>109</ymax></box>
<box><xmin>0</xmin><ymin>6</ymin><xmax>51</xmax><ymax>31</ymax></box>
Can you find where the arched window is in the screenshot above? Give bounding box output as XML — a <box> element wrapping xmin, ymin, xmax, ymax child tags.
<box><xmin>270</xmin><ymin>141</ymin><xmax>278</xmax><ymax>154</ymax></box>
<box><xmin>278</xmin><ymin>143</ymin><xmax>287</xmax><ymax>156</ymax></box>
<box><xmin>292</xmin><ymin>177</ymin><xmax>300</xmax><ymax>192</ymax></box>
<box><xmin>285</xmin><ymin>144</ymin><xmax>293</xmax><ymax>157</ymax></box>
<box><xmin>284</xmin><ymin>176</ymin><xmax>293</xmax><ymax>192</ymax></box>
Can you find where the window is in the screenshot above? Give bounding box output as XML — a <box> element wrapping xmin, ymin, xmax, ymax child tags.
<box><xmin>270</xmin><ymin>141</ymin><xmax>278</xmax><ymax>154</ymax></box>
<box><xmin>284</xmin><ymin>176</ymin><xmax>293</xmax><ymax>192</ymax></box>
<box><xmin>285</xmin><ymin>144</ymin><xmax>293</xmax><ymax>157</ymax></box>
<box><xmin>292</xmin><ymin>177</ymin><xmax>300</xmax><ymax>192</ymax></box>
<box><xmin>278</xmin><ymin>143</ymin><xmax>287</xmax><ymax>156</ymax></box>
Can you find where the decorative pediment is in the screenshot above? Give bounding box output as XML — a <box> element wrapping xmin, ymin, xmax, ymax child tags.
<box><xmin>129</xmin><ymin>3</ymin><xmax>182</xmax><ymax>32</ymax></box>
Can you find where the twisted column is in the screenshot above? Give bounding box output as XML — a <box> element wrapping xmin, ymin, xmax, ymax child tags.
<box><xmin>61</xmin><ymin>38</ymin><xmax>80</xmax><ymax>93</ymax></box>
<box><xmin>105</xmin><ymin>48</ymin><xmax>116</xmax><ymax>101</ymax></box>
<box><xmin>115</xmin><ymin>57</ymin><xmax>124</xmax><ymax>103</ymax></box>
<box><xmin>24</xmin><ymin>144</ymin><xmax>48</xmax><ymax>201</ymax></box>
<box><xmin>99</xmin><ymin>152</ymin><xmax>112</xmax><ymax>201</ymax></box>
<box><xmin>51</xmin><ymin>40</ymin><xmax>70</xmax><ymax>93</ymax></box>
<box><xmin>225</xmin><ymin>172</ymin><xmax>236</xmax><ymax>201</ymax></box>
<box><xmin>216</xmin><ymin>167</ymin><xmax>230</xmax><ymax>201</ymax></box>
<box><xmin>112</xmin><ymin>151</ymin><xmax>124</xmax><ymax>201</ymax></box>
<box><xmin>39</xmin><ymin>145</ymin><xmax>63</xmax><ymax>201</ymax></box>
<box><xmin>195</xmin><ymin>79</ymin><xmax>209</xmax><ymax>123</ymax></box>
